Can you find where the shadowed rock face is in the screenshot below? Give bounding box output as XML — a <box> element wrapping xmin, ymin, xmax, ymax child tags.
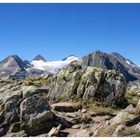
<box><xmin>48</xmin><ymin>64</ymin><xmax>127</xmax><ymax>105</ymax></box>
<box><xmin>81</xmin><ymin>51</ymin><xmax>140</xmax><ymax>81</ymax></box>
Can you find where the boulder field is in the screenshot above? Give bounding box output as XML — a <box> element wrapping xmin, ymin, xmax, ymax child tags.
<box><xmin>0</xmin><ymin>64</ymin><xmax>140</xmax><ymax>137</ymax></box>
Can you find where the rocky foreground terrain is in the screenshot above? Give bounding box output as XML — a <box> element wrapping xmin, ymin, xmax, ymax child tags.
<box><xmin>0</xmin><ymin>64</ymin><xmax>140</xmax><ymax>137</ymax></box>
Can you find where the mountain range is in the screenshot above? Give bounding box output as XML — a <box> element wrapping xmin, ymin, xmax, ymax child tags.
<box><xmin>0</xmin><ymin>51</ymin><xmax>140</xmax><ymax>137</ymax></box>
<box><xmin>0</xmin><ymin>51</ymin><xmax>140</xmax><ymax>81</ymax></box>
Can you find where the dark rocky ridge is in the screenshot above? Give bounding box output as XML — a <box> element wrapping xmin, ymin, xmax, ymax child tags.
<box><xmin>82</xmin><ymin>51</ymin><xmax>140</xmax><ymax>81</ymax></box>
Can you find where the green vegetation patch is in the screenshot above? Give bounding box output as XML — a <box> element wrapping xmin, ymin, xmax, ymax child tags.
<box><xmin>23</xmin><ymin>77</ymin><xmax>48</xmax><ymax>86</ymax></box>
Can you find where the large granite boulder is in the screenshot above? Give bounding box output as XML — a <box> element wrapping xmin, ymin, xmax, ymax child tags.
<box><xmin>48</xmin><ymin>64</ymin><xmax>127</xmax><ymax>105</ymax></box>
<box><xmin>20</xmin><ymin>93</ymin><xmax>53</xmax><ymax>136</ymax></box>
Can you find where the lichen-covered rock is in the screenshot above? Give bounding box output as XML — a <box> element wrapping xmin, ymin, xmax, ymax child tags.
<box><xmin>0</xmin><ymin>94</ymin><xmax>23</xmax><ymax>135</ymax></box>
<box><xmin>21</xmin><ymin>86</ymin><xmax>39</xmax><ymax>98</ymax></box>
<box><xmin>48</xmin><ymin>64</ymin><xmax>127</xmax><ymax>105</ymax></box>
<box><xmin>110</xmin><ymin>111</ymin><xmax>136</xmax><ymax>125</ymax></box>
<box><xmin>49</xmin><ymin>64</ymin><xmax>83</xmax><ymax>100</ymax></box>
<box><xmin>21</xmin><ymin>85</ymin><xmax>49</xmax><ymax>98</ymax></box>
<box><xmin>93</xmin><ymin>110</ymin><xmax>137</xmax><ymax>137</ymax></box>
<box><xmin>20</xmin><ymin>93</ymin><xmax>53</xmax><ymax>136</ymax></box>
<box><xmin>77</xmin><ymin>67</ymin><xmax>102</xmax><ymax>98</ymax></box>
<box><xmin>0</xmin><ymin>77</ymin><xmax>22</xmax><ymax>102</ymax></box>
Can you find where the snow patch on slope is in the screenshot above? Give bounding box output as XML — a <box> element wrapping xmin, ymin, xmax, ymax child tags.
<box><xmin>126</xmin><ymin>60</ymin><xmax>137</xmax><ymax>67</ymax></box>
<box><xmin>31</xmin><ymin>56</ymin><xmax>79</xmax><ymax>74</ymax></box>
<box><xmin>126</xmin><ymin>60</ymin><xmax>131</xmax><ymax>65</ymax></box>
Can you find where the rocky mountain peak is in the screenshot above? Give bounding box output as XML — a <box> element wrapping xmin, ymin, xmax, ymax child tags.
<box><xmin>94</xmin><ymin>50</ymin><xmax>105</xmax><ymax>55</ymax></box>
<box><xmin>32</xmin><ymin>55</ymin><xmax>46</xmax><ymax>62</ymax></box>
<box><xmin>82</xmin><ymin>51</ymin><xmax>139</xmax><ymax>81</ymax></box>
<box><xmin>62</xmin><ymin>55</ymin><xmax>76</xmax><ymax>61</ymax></box>
<box><xmin>0</xmin><ymin>55</ymin><xmax>26</xmax><ymax>69</ymax></box>
<box><xmin>2</xmin><ymin>55</ymin><xmax>21</xmax><ymax>62</ymax></box>
<box><xmin>0</xmin><ymin>55</ymin><xmax>28</xmax><ymax>77</ymax></box>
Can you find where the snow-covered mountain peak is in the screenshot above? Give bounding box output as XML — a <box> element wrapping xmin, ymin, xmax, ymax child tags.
<box><xmin>64</xmin><ymin>56</ymin><xmax>79</xmax><ymax>61</ymax></box>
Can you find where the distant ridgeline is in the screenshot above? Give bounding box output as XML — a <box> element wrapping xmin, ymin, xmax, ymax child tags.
<box><xmin>0</xmin><ymin>51</ymin><xmax>140</xmax><ymax>81</ymax></box>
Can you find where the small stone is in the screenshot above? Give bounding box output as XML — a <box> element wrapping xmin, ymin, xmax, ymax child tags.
<box><xmin>81</xmin><ymin>109</ymin><xmax>87</xmax><ymax>113</ymax></box>
<box><xmin>51</xmin><ymin>102</ymin><xmax>80</xmax><ymax>112</ymax></box>
<box><xmin>125</xmin><ymin>104</ymin><xmax>134</xmax><ymax>112</ymax></box>
<box><xmin>72</xmin><ymin>124</ymin><xmax>81</xmax><ymax>129</ymax></box>
<box><xmin>65</xmin><ymin>112</ymin><xmax>78</xmax><ymax>118</ymax></box>
<box><xmin>92</xmin><ymin>116</ymin><xmax>111</xmax><ymax>123</ymax></box>
<box><xmin>48</xmin><ymin>124</ymin><xmax>62</xmax><ymax>137</ymax></box>
<box><xmin>135</xmin><ymin>122</ymin><xmax>140</xmax><ymax>131</ymax></box>
<box><xmin>138</xmin><ymin>100</ymin><xmax>140</xmax><ymax>105</ymax></box>
<box><xmin>89</xmin><ymin>112</ymin><xmax>97</xmax><ymax>117</ymax></box>
<box><xmin>80</xmin><ymin>124</ymin><xmax>91</xmax><ymax>129</ymax></box>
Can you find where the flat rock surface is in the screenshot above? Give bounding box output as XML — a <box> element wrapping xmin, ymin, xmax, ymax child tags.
<box><xmin>51</xmin><ymin>102</ymin><xmax>80</xmax><ymax>112</ymax></box>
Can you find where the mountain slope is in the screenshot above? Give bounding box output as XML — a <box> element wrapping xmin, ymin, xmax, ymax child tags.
<box><xmin>0</xmin><ymin>55</ymin><xmax>28</xmax><ymax>76</ymax></box>
<box><xmin>82</xmin><ymin>51</ymin><xmax>140</xmax><ymax>81</ymax></box>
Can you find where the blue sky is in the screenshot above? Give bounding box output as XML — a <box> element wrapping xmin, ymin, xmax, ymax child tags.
<box><xmin>0</xmin><ymin>3</ymin><xmax>140</xmax><ymax>63</ymax></box>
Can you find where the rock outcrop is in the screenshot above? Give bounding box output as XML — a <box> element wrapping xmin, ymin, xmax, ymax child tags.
<box><xmin>48</xmin><ymin>64</ymin><xmax>127</xmax><ymax>105</ymax></box>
